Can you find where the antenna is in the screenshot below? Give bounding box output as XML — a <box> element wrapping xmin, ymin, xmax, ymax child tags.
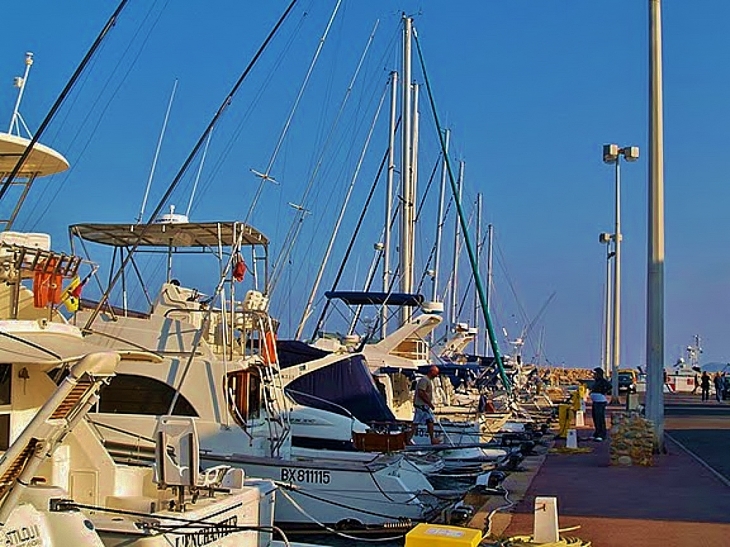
<box><xmin>185</xmin><ymin>128</ymin><xmax>212</xmax><ymax>218</ymax></box>
<box><xmin>8</xmin><ymin>52</ymin><xmax>34</xmax><ymax>137</ymax></box>
<box><xmin>137</xmin><ymin>79</ymin><xmax>178</xmax><ymax>224</ymax></box>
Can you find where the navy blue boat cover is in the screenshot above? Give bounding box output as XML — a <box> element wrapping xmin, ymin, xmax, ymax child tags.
<box><xmin>278</xmin><ymin>340</ymin><xmax>396</xmax><ymax>423</ymax></box>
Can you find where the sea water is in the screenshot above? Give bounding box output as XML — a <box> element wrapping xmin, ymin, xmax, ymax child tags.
<box><xmin>292</xmin><ymin>533</ymin><xmax>404</xmax><ymax>546</ymax></box>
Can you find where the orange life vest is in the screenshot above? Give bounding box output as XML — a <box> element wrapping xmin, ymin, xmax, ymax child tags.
<box><xmin>33</xmin><ymin>258</ymin><xmax>63</xmax><ymax>308</ymax></box>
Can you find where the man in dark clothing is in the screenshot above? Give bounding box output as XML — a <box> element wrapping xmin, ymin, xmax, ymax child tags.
<box><xmin>590</xmin><ymin>368</ymin><xmax>612</xmax><ymax>441</ymax></box>
<box><xmin>692</xmin><ymin>373</ymin><xmax>699</xmax><ymax>395</ymax></box>
<box><xmin>700</xmin><ymin>371</ymin><xmax>711</xmax><ymax>401</ymax></box>
<box><xmin>714</xmin><ymin>373</ymin><xmax>723</xmax><ymax>403</ymax></box>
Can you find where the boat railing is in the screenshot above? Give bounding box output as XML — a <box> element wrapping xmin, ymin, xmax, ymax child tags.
<box><xmin>0</xmin><ymin>243</ymin><xmax>84</xmax><ymax>319</ymax></box>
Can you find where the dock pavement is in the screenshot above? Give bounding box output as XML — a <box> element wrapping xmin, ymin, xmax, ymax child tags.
<box><xmin>469</xmin><ymin>392</ymin><xmax>730</xmax><ymax>546</ymax></box>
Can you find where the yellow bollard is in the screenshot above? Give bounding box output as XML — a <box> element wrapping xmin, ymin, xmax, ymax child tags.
<box><xmin>570</xmin><ymin>389</ymin><xmax>582</xmax><ymax>411</ymax></box>
<box><xmin>557</xmin><ymin>404</ymin><xmax>573</xmax><ymax>438</ymax></box>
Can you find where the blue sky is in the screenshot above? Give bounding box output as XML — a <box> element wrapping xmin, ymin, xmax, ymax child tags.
<box><xmin>1</xmin><ymin>1</ymin><xmax>728</xmax><ymax>369</ymax></box>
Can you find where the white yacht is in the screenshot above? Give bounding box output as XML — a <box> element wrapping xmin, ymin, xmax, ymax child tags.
<box><xmin>65</xmin><ymin>219</ymin><xmax>459</xmax><ymax>533</ymax></box>
<box><xmin>0</xmin><ymin>130</ymin><xmax>327</xmax><ymax>546</ymax></box>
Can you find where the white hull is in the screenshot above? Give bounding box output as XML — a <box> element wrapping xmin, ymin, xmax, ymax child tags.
<box><xmin>201</xmin><ymin>452</ymin><xmax>436</xmax><ymax>528</ymax></box>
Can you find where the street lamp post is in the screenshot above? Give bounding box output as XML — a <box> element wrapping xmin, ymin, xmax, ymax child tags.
<box><xmin>603</xmin><ymin>144</ymin><xmax>639</xmax><ymax>404</ymax></box>
<box><xmin>599</xmin><ymin>232</ymin><xmax>615</xmax><ymax>378</ymax></box>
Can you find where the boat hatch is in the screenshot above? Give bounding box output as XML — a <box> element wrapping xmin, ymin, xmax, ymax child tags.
<box><xmin>227</xmin><ymin>370</ymin><xmax>261</xmax><ymax>425</ymax></box>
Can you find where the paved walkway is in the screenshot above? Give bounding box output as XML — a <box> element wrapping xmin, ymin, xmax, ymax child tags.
<box><xmin>499</xmin><ymin>401</ymin><xmax>730</xmax><ymax>546</ymax></box>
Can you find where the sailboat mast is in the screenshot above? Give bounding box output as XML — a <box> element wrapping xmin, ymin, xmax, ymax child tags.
<box><xmin>473</xmin><ymin>193</ymin><xmax>482</xmax><ymax>352</ymax></box>
<box><xmin>399</xmin><ymin>15</ymin><xmax>413</xmax><ymax>325</ymax></box>
<box><xmin>411</xmin><ymin>82</ymin><xmax>419</xmax><ymax>292</ymax></box>
<box><xmin>382</xmin><ymin>70</ymin><xmax>398</xmax><ymax>337</ymax></box>
<box><xmin>485</xmin><ymin>222</ymin><xmax>493</xmax><ymax>356</ymax></box>
<box><xmin>431</xmin><ymin>129</ymin><xmax>450</xmax><ymax>304</ymax></box>
<box><xmin>449</xmin><ymin>160</ymin><xmax>464</xmax><ymax>328</ymax></box>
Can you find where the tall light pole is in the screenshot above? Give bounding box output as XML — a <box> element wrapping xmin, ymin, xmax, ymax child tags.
<box><xmin>603</xmin><ymin>144</ymin><xmax>639</xmax><ymax>403</ymax></box>
<box><xmin>646</xmin><ymin>0</ymin><xmax>666</xmax><ymax>451</ymax></box>
<box><xmin>599</xmin><ymin>232</ymin><xmax>615</xmax><ymax>378</ymax></box>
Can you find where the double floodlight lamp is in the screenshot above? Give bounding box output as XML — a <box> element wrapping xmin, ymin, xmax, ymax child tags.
<box><xmin>603</xmin><ymin>144</ymin><xmax>640</xmax><ymax>164</ymax></box>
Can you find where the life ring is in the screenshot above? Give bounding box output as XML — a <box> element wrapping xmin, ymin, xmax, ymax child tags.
<box><xmin>33</xmin><ymin>258</ymin><xmax>62</xmax><ymax>308</ymax></box>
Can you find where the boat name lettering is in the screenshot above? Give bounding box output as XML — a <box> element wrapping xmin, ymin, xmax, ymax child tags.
<box><xmin>280</xmin><ymin>468</ymin><xmax>331</xmax><ymax>484</ymax></box>
<box><xmin>174</xmin><ymin>516</ymin><xmax>237</xmax><ymax>547</ymax></box>
<box><xmin>5</xmin><ymin>525</ymin><xmax>43</xmax><ymax>547</ymax></box>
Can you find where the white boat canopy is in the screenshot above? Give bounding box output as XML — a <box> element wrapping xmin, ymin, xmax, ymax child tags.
<box><xmin>69</xmin><ymin>221</ymin><xmax>268</xmax><ymax>249</ymax></box>
<box><xmin>0</xmin><ymin>132</ymin><xmax>69</xmax><ymax>177</ymax></box>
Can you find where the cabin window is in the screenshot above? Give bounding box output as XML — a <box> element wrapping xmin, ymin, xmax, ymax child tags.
<box><xmin>0</xmin><ymin>364</ymin><xmax>11</xmax><ymax>406</ymax></box>
<box><xmin>98</xmin><ymin>374</ymin><xmax>197</xmax><ymax>416</ymax></box>
<box><xmin>227</xmin><ymin>370</ymin><xmax>261</xmax><ymax>424</ymax></box>
<box><xmin>0</xmin><ymin>414</ymin><xmax>9</xmax><ymax>450</ymax></box>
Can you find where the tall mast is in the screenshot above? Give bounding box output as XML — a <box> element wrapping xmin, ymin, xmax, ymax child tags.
<box><xmin>485</xmin><ymin>223</ymin><xmax>493</xmax><ymax>356</ymax></box>
<box><xmin>449</xmin><ymin>160</ymin><xmax>464</xmax><ymax>328</ymax></box>
<box><xmin>473</xmin><ymin>193</ymin><xmax>482</xmax><ymax>352</ymax></box>
<box><xmin>382</xmin><ymin>70</ymin><xmax>398</xmax><ymax>337</ymax></box>
<box><xmin>431</xmin><ymin>129</ymin><xmax>450</xmax><ymax>304</ymax></box>
<box><xmin>410</xmin><ymin>81</ymin><xmax>419</xmax><ymax>295</ymax></box>
<box><xmin>399</xmin><ymin>14</ymin><xmax>413</xmax><ymax>325</ymax></box>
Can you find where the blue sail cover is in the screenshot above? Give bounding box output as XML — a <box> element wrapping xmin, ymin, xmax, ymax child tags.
<box><xmin>279</xmin><ymin>341</ymin><xmax>395</xmax><ymax>424</ymax></box>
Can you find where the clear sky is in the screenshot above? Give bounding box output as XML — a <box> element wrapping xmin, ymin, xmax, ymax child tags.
<box><xmin>1</xmin><ymin>1</ymin><xmax>728</xmax><ymax>369</ymax></box>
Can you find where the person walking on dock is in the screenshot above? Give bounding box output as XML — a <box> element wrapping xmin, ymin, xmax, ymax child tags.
<box><xmin>700</xmin><ymin>371</ymin><xmax>711</xmax><ymax>401</ymax></box>
<box><xmin>692</xmin><ymin>373</ymin><xmax>699</xmax><ymax>395</ymax></box>
<box><xmin>589</xmin><ymin>368</ymin><xmax>611</xmax><ymax>441</ymax></box>
<box><xmin>411</xmin><ymin>365</ymin><xmax>442</xmax><ymax>444</ymax></box>
<box><xmin>714</xmin><ymin>372</ymin><xmax>723</xmax><ymax>403</ymax></box>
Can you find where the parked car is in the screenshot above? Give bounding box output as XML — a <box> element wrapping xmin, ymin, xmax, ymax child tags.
<box><xmin>617</xmin><ymin>369</ymin><xmax>638</xmax><ymax>393</ymax></box>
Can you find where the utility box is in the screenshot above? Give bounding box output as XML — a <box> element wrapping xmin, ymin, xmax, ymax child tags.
<box><xmin>405</xmin><ymin>523</ymin><xmax>482</xmax><ymax>547</ymax></box>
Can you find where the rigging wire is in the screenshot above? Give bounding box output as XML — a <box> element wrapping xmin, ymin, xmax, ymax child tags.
<box><xmin>268</xmin><ymin>15</ymin><xmax>378</xmax><ymax>291</ymax></box>
<box><xmin>188</xmin><ymin>7</ymin><xmax>310</xmax><ymax>217</ymax></box>
<box><xmin>412</xmin><ymin>22</ymin><xmax>511</xmax><ymax>393</ymax></box>
<box><xmin>245</xmin><ymin>0</ymin><xmax>344</xmax><ymax>224</ymax></box>
<box><xmin>295</xmin><ymin>78</ymin><xmax>388</xmax><ymax>339</ymax></box>
<box><xmin>310</xmin><ymin>121</ymin><xmax>398</xmax><ymax>339</ymax></box>
<box><xmin>271</xmin><ymin>19</ymin><xmax>401</xmax><ymax>325</ymax></box>
<box><xmin>0</xmin><ymin>0</ymin><xmax>132</xmax><ymax>207</ymax></box>
<box><xmin>27</xmin><ymin>0</ymin><xmax>171</xmax><ymax>231</ymax></box>
<box><xmin>82</xmin><ymin>0</ymin><xmax>301</xmax><ymax>331</ymax></box>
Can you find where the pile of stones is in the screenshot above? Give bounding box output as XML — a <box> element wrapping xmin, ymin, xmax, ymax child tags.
<box><xmin>610</xmin><ymin>411</ymin><xmax>655</xmax><ymax>466</ymax></box>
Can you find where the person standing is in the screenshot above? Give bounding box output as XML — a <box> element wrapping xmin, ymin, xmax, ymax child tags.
<box><xmin>692</xmin><ymin>373</ymin><xmax>699</xmax><ymax>395</ymax></box>
<box><xmin>590</xmin><ymin>368</ymin><xmax>612</xmax><ymax>441</ymax></box>
<box><xmin>714</xmin><ymin>372</ymin><xmax>723</xmax><ymax>403</ymax></box>
<box><xmin>700</xmin><ymin>371</ymin><xmax>711</xmax><ymax>402</ymax></box>
<box><xmin>411</xmin><ymin>365</ymin><xmax>442</xmax><ymax>444</ymax></box>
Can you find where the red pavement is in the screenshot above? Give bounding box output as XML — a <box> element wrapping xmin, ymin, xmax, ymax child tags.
<box><xmin>502</xmin><ymin>407</ymin><xmax>730</xmax><ymax>546</ymax></box>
